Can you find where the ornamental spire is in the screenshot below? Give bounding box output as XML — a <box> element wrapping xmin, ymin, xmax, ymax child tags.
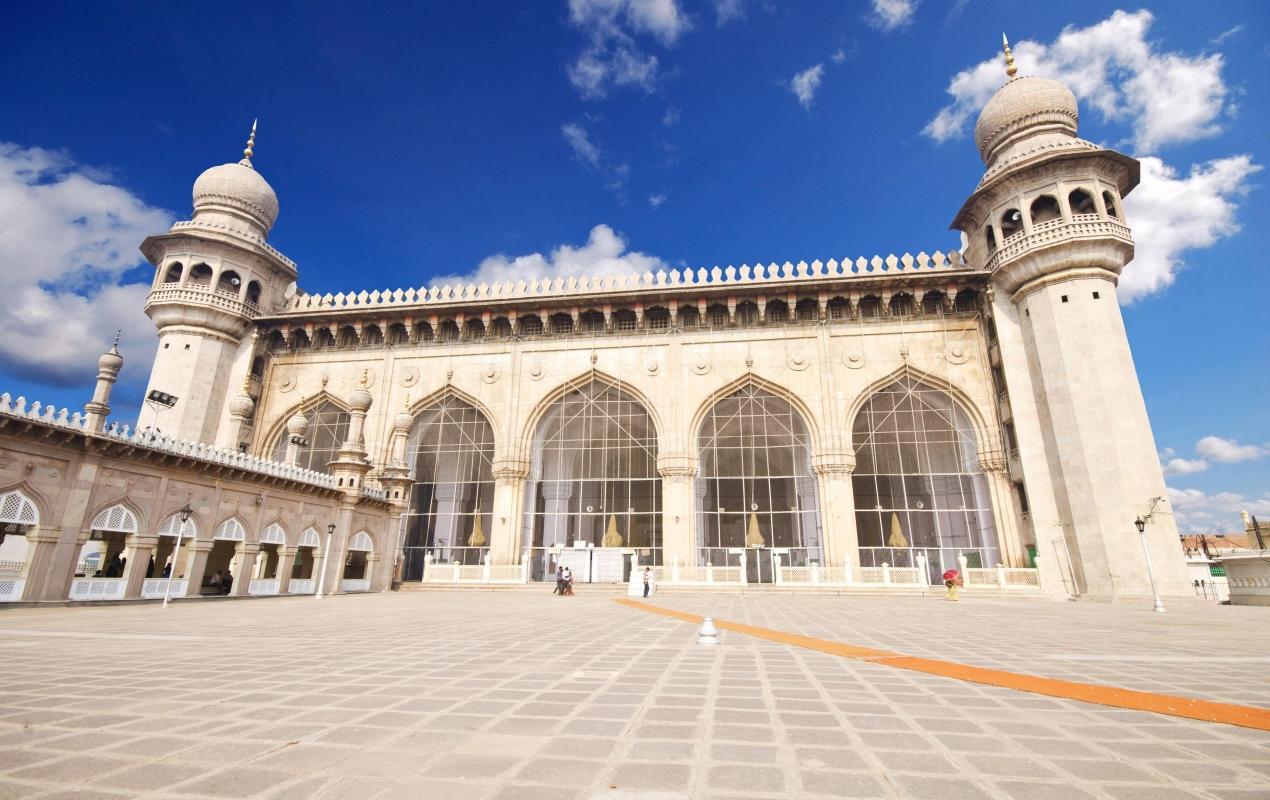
<box><xmin>1002</xmin><ymin>33</ymin><xmax>1018</xmax><ymax>79</ymax></box>
<box><xmin>239</xmin><ymin>119</ymin><xmax>257</xmax><ymax>168</ymax></box>
<box><xmin>110</xmin><ymin>329</ymin><xmax>121</xmax><ymax>355</ymax></box>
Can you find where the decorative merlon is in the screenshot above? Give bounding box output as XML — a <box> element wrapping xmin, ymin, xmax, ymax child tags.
<box><xmin>280</xmin><ymin>251</ymin><xmax>967</xmax><ymax>315</ymax></box>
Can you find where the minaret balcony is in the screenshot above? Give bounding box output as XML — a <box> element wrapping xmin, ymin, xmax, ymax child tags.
<box><xmin>145</xmin><ymin>285</ymin><xmax>261</xmax><ymax>319</ymax></box>
<box><xmin>985</xmin><ymin>214</ymin><xmax>1132</xmax><ymax>275</ymax></box>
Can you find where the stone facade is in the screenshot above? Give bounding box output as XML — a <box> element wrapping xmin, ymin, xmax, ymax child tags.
<box><xmin>0</xmin><ymin>43</ymin><xmax>1193</xmax><ymax>603</ymax></box>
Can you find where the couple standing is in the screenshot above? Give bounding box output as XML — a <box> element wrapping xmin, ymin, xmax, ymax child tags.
<box><xmin>554</xmin><ymin>565</ymin><xmax>574</xmax><ymax>596</ymax></box>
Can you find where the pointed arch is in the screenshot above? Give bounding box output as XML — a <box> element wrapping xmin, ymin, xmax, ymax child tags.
<box><xmin>259</xmin><ymin>521</ymin><xmax>287</xmax><ymax>545</ymax></box>
<box><xmin>519</xmin><ymin>369</ymin><xmax>664</xmax><ymax>454</ymax></box>
<box><xmin>266</xmin><ymin>392</ymin><xmax>352</xmax><ymax>474</ymax></box>
<box><xmin>89</xmin><ymin>502</ymin><xmax>140</xmax><ymax>535</ymax></box>
<box><xmin>689</xmin><ymin>372</ymin><xmax>824</xmax><ymax>447</ymax></box>
<box><xmin>213</xmin><ymin>517</ymin><xmax>247</xmax><ymax>541</ymax></box>
<box><xmin>261</xmin><ymin>391</ymin><xmax>351</xmax><ymax>452</ymax></box>
<box><xmin>156</xmin><ymin>512</ymin><xmax>198</xmax><ymax>539</ymax></box>
<box><xmin>348</xmin><ymin>531</ymin><xmax>374</xmax><ymax>551</ymax></box>
<box><xmin>297</xmin><ymin>527</ymin><xmax>322</xmax><ymax>548</ymax></box>
<box><xmin>844</xmin><ymin>365</ymin><xmax>995</xmax><ymax>456</ymax></box>
<box><xmin>405</xmin><ymin>384</ymin><xmax>503</xmax><ymax>444</ymax></box>
<box><xmin>0</xmin><ymin>487</ymin><xmax>40</xmax><ymax>527</ymax></box>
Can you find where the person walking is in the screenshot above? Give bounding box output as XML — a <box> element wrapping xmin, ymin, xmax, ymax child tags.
<box><xmin>942</xmin><ymin>569</ymin><xmax>961</xmax><ymax>601</ymax></box>
<box><xmin>553</xmin><ymin>565</ymin><xmax>564</xmax><ymax>595</ymax></box>
<box><xmin>642</xmin><ymin>567</ymin><xmax>652</xmax><ymax>598</ymax></box>
<box><xmin>562</xmin><ymin>566</ymin><xmax>574</xmax><ymax>596</ymax></box>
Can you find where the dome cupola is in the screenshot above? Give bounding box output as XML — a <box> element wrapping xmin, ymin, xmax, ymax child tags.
<box><xmin>190</xmin><ymin>121</ymin><xmax>279</xmax><ymax>235</ymax></box>
<box><xmin>973</xmin><ymin>35</ymin><xmax>1079</xmax><ymax>166</ymax></box>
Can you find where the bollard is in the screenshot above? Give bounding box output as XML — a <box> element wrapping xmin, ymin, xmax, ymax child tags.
<box><xmin>697</xmin><ymin>617</ymin><xmax>720</xmax><ymax>646</ymax></box>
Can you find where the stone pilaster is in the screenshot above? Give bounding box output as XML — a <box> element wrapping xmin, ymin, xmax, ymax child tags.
<box><xmin>657</xmin><ymin>454</ymin><xmax>697</xmax><ymax>570</ymax></box>
<box><xmin>812</xmin><ymin>452</ymin><xmax>857</xmax><ymax>568</ymax></box>
<box><xmin>489</xmin><ymin>457</ymin><xmax>530</xmax><ymax>565</ymax></box>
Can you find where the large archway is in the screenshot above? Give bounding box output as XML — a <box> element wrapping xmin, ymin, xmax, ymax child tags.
<box><xmin>0</xmin><ymin>489</ymin><xmax>38</xmax><ymax>602</ymax></box>
<box><xmin>850</xmin><ymin>375</ymin><xmax>999</xmax><ymax>581</ymax></box>
<box><xmin>695</xmin><ymin>381</ymin><xmax>822</xmax><ymax>582</ymax></box>
<box><xmin>270</xmin><ymin>398</ymin><xmax>351</xmax><ymax>474</ymax></box>
<box><xmin>400</xmin><ymin>395</ymin><xmax>496</xmax><ymax>580</ymax></box>
<box><xmin>70</xmin><ymin>503</ymin><xmax>140</xmax><ymax>600</ymax></box>
<box><xmin>524</xmin><ymin>378</ymin><xmax>661</xmax><ymax>582</ymax></box>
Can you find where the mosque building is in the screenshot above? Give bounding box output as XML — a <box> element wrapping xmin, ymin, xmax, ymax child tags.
<box><xmin>0</xmin><ymin>40</ymin><xmax>1190</xmax><ymax>603</ymax></box>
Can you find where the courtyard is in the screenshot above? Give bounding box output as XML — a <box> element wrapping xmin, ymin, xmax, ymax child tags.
<box><xmin>0</xmin><ymin>592</ymin><xmax>1267</xmax><ymax>800</ymax></box>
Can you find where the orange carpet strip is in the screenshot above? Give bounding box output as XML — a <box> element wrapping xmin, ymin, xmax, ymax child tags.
<box><xmin>615</xmin><ymin>598</ymin><xmax>1270</xmax><ymax>732</ymax></box>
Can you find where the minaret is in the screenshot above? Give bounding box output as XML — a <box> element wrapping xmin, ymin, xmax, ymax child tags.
<box><xmin>137</xmin><ymin>122</ymin><xmax>296</xmax><ymax>443</ymax></box>
<box><xmin>951</xmin><ymin>37</ymin><xmax>1190</xmax><ymax>601</ymax></box>
<box><xmin>83</xmin><ymin>332</ymin><xmax>123</xmax><ymax>432</ymax></box>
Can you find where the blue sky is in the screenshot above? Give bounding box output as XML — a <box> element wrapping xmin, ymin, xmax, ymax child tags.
<box><xmin>0</xmin><ymin>0</ymin><xmax>1265</xmax><ymax>530</ymax></box>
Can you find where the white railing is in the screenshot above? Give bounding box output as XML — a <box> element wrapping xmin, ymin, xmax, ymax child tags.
<box><xmin>420</xmin><ymin>555</ymin><xmax>529</xmax><ymax>585</ymax></box>
<box><xmin>0</xmin><ymin>577</ymin><xmax>25</xmax><ymax>602</ymax></box>
<box><xmin>0</xmin><ymin>559</ymin><xmax>25</xmax><ymax>574</ymax></box>
<box><xmin>340</xmin><ymin>578</ymin><xmax>370</xmax><ymax>592</ymax></box>
<box><xmin>648</xmin><ymin>557</ymin><xmax>1044</xmax><ymax>593</ymax></box>
<box><xmin>282</xmin><ymin>251</ymin><xmax>966</xmax><ymax>314</ymax></box>
<box><xmin>68</xmin><ymin>578</ymin><xmax>126</xmax><ymax>601</ymax></box>
<box><xmin>141</xmin><ymin>578</ymin><xmax>188</xmax><ymax>599</ymax></box>
<box><xmin>288</xmin><ymin>578</ymin><xmax>316</xmax><ymax>594</ymax></box>
<box><xmin>248</xmin><ymin>578</ymin><xmax>281</xmax><ymax>596</ymax></box>
<box><xmin>0</xmin><ymin>393</ymin><xmax>337</xmax><ymax>490</ymax></box>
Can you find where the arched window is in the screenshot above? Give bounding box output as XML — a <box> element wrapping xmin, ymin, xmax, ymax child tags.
<box><xmin>490</xmin><ymin>317</ymin><xmax>513</xmax><ymax>338</ymax></box>
<box><xmin>250</xmin><ymin>356</ymin><xmax>265</xmax><ymax>377</ymax></box>
<box><xmin>858</xmin><ymin>296</ymin><xmax>882</xmax><ymax>318</ymax></box>
<box><xmin>1030</xmin><ymin>195</ymin><xmax>1061</xmax><ymax>225</ymax></box>
<box><xmin>525</xmin><ymin>380</ymin><xmax>661</xmax><ymax>580</ymax></box>
<box><xmin>387</xmin><ymin>323</ymin><xmax>408</xmax><ymax>345</ymax></box>
<box><xmin>646</xmin><ymin>306</ymin><xmax>670</xmax><ymax>329</ymax></box>
<box><xmin>401</xmin><ymin>396</ymin><xmax>495</xmax><ymax>579</ymax></box>
<box><xmin>706</xmin><ymin>303</ymin><xmax>729</xmax><ymax>328</ymax></box>
<box><xmin>188</xmin><ymin>263</ymin><xmax>212</xmax><ymax>286</ymax></box>
<box><xmin>1102</xmin><ymin>190</ymin><xmax>1120</xmax><ymax>219</ymax></box>
<box><xmin>795</xmin><ymin>298</ymin><xmax>819</xmax><ymax>322</ymax></box>
<box><xmin>889</xmin><ymin>293</ymin><xmax>915</xmax><ymax>316</ymax></box>
<box><xmin>245</xmin><ymin>280</ymin><xmax>262</xmax><ymax>305</ymax></box>
<box><xmin>954</xmin><ymin>289</ymin><xmax>979</xmax><ymax>313</ymax></box>
<box><xmin>612</xmin><ymin>309</ymin><xmax>637</xmax><ymax>331</ymax></box>
<box><xmin>697</xmin><ymin>383</ymin><xmax>820</xmax><ymax>582</ymax></box>
<box><xmin>1069</xmin><ymin>188</ymin><xmax>1096</xmax><ymax>216</ymax></box>
<box><xmin>313</xmin><ymin>328</ymin><xmax>335</xmax><ymax>348</ymax></box>
<box><xmin>851</xmin><ymin>376</ymin><xmax>998</xmax><ymax>580</ymax></box>
<box><xmin>678</xmin><ymin>305</ymin><xmax>701</xmax><ymax>328</ymax></box>
<box><xmin>922</xmin><ymin>291</ymin><xmax>945</xmax><ymax>315</ymax></box>
<box><xmin>519</xmin><ymin>315</ymin><xmax>543</xmax><ymax>336</ymax></box>
<box><xmin>438</xmin><ymin>320</ymin><xmax>460</xmax><ymax>341</ymax></box>
<box><xmin>1000</xmin><ymin>208</ymin><xmax>1023</xmax><ymax>239</ymax></box>
<box><xmin>337</xmin><ymin>326</ymin><xmax>358</xmax><ymax>347</ymax></box>
<box><xmin>736</xmin><ymin>301</ymin><xmax>759</xmax><ymax>325</ymax></box>
<box><xmin>984</xmin><ymin>225</ymin><xmax>998</xmax><ymax>255</ymax></box>
<box><xmin>289</xmin><ymin>329</ymin><xmax>310</xmax><ymax>350</ymax></box>
<box><xmin>361</xmin><ymin>325</ymin><xmax>383</xmax><ymax>346</ymax></box>
<box><xmin>550</xmin><ymin>313</ymin><xmax>574</xmax><ymax>334</ymax></box>
<box><xmin>464</xmin><ymin>319</ymin><xmax>485</xmax><ymax>340</ymax></box>
<box><xmin>216</xmin><ymin>270</ymin><xmax>242</xmax><ymax>295</ymax></box>
<box><xmin>414</xmin><ymin>321</ymin><xmax>434</xmax><ymax>343</ymax></box>
<box><xmin>271</xmin><ymin>399</ymin><xmax>351</xmax><ymax>474</ymax></box>
<box><xmin>765</xmin><ymin>299</ymin><xmax>789</xmax><ymax>324</ymax></box>
<box><xmin>162</xmin><ymin>263</ymin><xmax>183</xmax><ymax>283</ymax></box>
<box><xmin>827</xmin><ymin>296</ymin><xmax>849</xmax><ymax>320</ymax></box>
<box><xmin>265</xmin><ymin>330</ymin><xmax>286</xmax><ymax>353</ymax></box>
<box><xmin>580</xmin><ymin>310</ymin><xmax>606</xmax><ymax>333</ymax></box>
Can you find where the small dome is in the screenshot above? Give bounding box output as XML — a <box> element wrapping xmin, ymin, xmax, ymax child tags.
<box><xmin>974</xmin><ymin>75</ymin><xmax>1078</xmax><ymax>164</ymax></box>
<box><xmin>394</xmin><ymin>409</ymin><xmax>414</xmax><ymax>432</ymax></box>
<box><xmin>286</xmin><ymin>412</ymin><xmax>310</xmax><ymax>437</ymax></box>
<box><xmin>228</xmin><ymin>393</ymin><xmax>255</xmax><ymax>418</ymax></box>
<box><xmin>349</xmin><ymin>386</ymin><xmax>373</xmax><ymax>412</ymax></box>
<box><xmin>192</xmin><ymin>161</ymin><xmax>279</xmax><ymax>232</ymax></box>
<box><xmin>98</xmin><ymin>348</ymin><xmax>123</xmax><ymax>373</ymax></box>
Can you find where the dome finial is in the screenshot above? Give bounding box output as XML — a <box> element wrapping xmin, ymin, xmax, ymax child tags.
<box><xmin>110</xmin><ymin>329</ymin><xmax>121</xmax><ymax>355</ymax></box>
<box><xmin>240</xmin><ymin>119</ymin><xmax>257</xmax><ymax>168</ymax></box>
<box><xmin>1002</xmin><ymin>33</ymin><xmax>1018</xmax><ymax>79</ymax></box>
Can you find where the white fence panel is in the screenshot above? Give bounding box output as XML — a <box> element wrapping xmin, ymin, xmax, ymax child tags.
<box><xmin>68</xmin><ymin>578</ymin><xmax>126</xmax><ymax>601</ymax></box>
<box><xmin>249</xmin><ymin>579</ymin><xmax>281</xmax><ymax>596</ymax></box>
<box><xmin>340</xmin><ymin>578</ymin><xmax>370</xmax><ymax>592</ymax></box>
<box><xmin>141</xmin><ymin>578</ymin><xmax>187</xmax><ymax>599</ymax></box>
<box><xmin>0</xmin><ymin>577</ymin><xmax>24</xmax><ymax>602</ymax></box>
<box><xmin>288</xmin><ymin>579</ymin><xmax>315</xmax><ymax>595</ymax></box>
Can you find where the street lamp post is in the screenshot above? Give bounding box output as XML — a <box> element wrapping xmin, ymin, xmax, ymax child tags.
<box><xmin>161</xmin><ymin>503</ymin><xmax>194</xmax><ymax>609</ymax></box>
<box><xmin>1134</xmin><ymin>516</ymin><xmax>1166</xmax><ymax>613</ymax></box>
<box><xmin>315</xmin><ymin>523</ymin><xmax>335</xmax><ymax>600</ymax></box>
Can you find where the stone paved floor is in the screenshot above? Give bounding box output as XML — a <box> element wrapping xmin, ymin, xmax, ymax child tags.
<box><xmin>0</xmin><ymin>591</ymin><xmax>1266</xmax><ymax>800</ymax></box>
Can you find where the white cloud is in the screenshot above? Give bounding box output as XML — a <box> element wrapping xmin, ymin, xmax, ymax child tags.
<box><xmin>1195</xmin><ymin>435</ymin><xmax>1269</xmax><ymax>464</ymax></box>
<box><xmin>0</xmin><ymin>143</ymin><xmax>172</xmax><ymax>388</ymax></box>
<box><xmin>790</xmin><ymin>64</ymin><xmax>824</xmax><ymax>109</ymax></box>
<box><xmin>923</xmin><ymin>10</ymin><xmax>1231</xmax><ymax>151</ymax></box>
<box><xmin>567</xmin><ymin>0</ymin><xmax>690</xmax><ymax>99</ymax></box>
<box><xmin>1162</xmin><ymin>457</ymin><xmax>1208</xmax><ymax>476</ymax></box>
<box><xmin>561</xmin><ymin>123</ymin><xmax>601</xmax><ymax>168</ymax></box>
<box><xmin>662</xmin><ymin>106</ymin><xmax>680</xmax><ymax>127</ymax></box>
<box><xmin>1168</xmin><ymin>486</ymin><xmax>1270</xmax><ymax>533</ymax></box>
<box><xmin>1121</xmin><ymin>155</ymin><xmax>1261</xmax><ymax>301</ymax></box>
<box><xmin>830</xmin><ymin>48</ymin><xmax>847</xmax><ymax>65</ymax></box>
<box><xmin>648</xmin><ymin>193</ymin><xmax>666</xmax><ymax>207</ymax></box>
<box><xmin>713</xmin><ymin>0</ymin><xmax>745</xmax><ymax>26</ymax></box>
<box><xmin>436</xmin><ymin>224</ymin><xmax>666</xmax><ymax>287</ymax></box>
<box><xmin>869</xmin><ymin>0</ymin><xmax>917</xmax><ymax>32</ymax></box>
<box><xmin>1210</xmin><ymin>25</ymin><xmax>1244</xmax><ymax>46</ymax></box>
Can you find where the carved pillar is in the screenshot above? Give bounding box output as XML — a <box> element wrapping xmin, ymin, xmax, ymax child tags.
<box><xmin>490</xmin><ymin>458</ymin><xmax>530</xmax><ymax>565</ymax></box>
<box><xmin>19</xmin><ymin>526</ymin><xmax>64</xmax><ymax>601</ymax></box>
<box><xmin>275</xmin><ymin>546</ymin><xmax>296</xmax><ymax>594</ymax></box>
<box><xmin>431</xmin><ymin>483</ymin><xmax>472</xmax><ymax>558</ymax></box>
<box><xmin>122</xmin><ymin>534</ymin><xmax>159</xmax><ymax>599</ymax></box>
<box><xmin>978</xmin><ymin>452</ymin><xmax>1026</xmax><ymax>569</ymax></box>
<box><xmin>813</xmin><ymin>452</ymin><xmax>857</xmax><ymax>568</ymax></box>
<box><xmin>539</xmin><ymin>481</ymin><xmax>574</xmax><ymax>551</ymax></box>
<box><xmin>229</xmin><ymin>542</ymin><xmax>260</xmax><ymax>596</ymax></box>
<box><xmin>182</xmin><ymin>540</ymin><xmax>214</xmax><ymax>597</ymax></box>
<box><xmin>658</xmin><ymin>454</ymin><xmax>697</xmax><ymax>570</ymax></box>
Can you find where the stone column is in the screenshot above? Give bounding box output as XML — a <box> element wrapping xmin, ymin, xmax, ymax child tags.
<box><xmin>275</xmin><ymin>546</ymin><xmax>296</xmax><ymax>594</ymax></box>
<box><xmin>123</xmin><ymin>534</ymin><xmax>159</xmax><ymax>599</ymax></box>
<box><xmin>489</xmin><ymin>458</ymin><xmax>530</xmax><ymax>565</ymax></box>
<box><xmin>813</xmin><ymin>453</ymin><xmax>857</xmax><ymax>568</ymax></box>
<box><xmin>230</xmin><ymin>542</ymin><xmax>260</xmax><ymax>596</ymax></box>
<box><xmin>657</xmin><ymin>454</ymin><xmax>697</xmax><ymax>570</ymax></box>
<box><xmin>19</xmin><ymin>526</ymin><xmax>64</xmax><ymax>601</ymax></box>
<box><xmin>318</xmin><ymin>506</ymin><xmax>356</xmax><ymax>595</ymax></box>
<box><xmin>431</xmin><ymin>483</ymin><xmax>472</xmax><ymax>558</ymax></box>
<box><xmin>978</xmin><ymin>454</ymin><xmax>1025</xmax><ymax>567</ymax></box>
<box><xmin>539</xmin><ymin>482</ymin><xmax>574</xmax><ymax>551</ymax></box>
<box><xmin>366</xmin><ymin>553</ymin><xmax>384</xmax><ymax>591</ymax></box>
<box><xmin>182</xmin><ymin>540</ymin><xmax>214</xmax><ymax>597</ymax></box>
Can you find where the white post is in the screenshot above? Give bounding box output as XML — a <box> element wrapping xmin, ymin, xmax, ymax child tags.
<box><xmin>315</xmin><ymin>530</ymin><xmax>333</xmax><ymax>600</ymax></box>
<box><xmin>811</xmin><ymin>561</ymin><xmax>820</xmax><ymax>586</ymax></box>
<box><xmin>737</xmin><ymin>553</ymin><xmax>746</xmax><ymax>585</ymax></box>
<box><xmin>996</xmin><ymin>564</ymin><xmax>1007</xmax><ymax>589</ymax></box>
<box><xmin>671</xmin><ymin>555</ymin><xmax>681</xmax><ymax>584</ymax></box>
<box><xmin>1033</xmin><ymin>555</ymin><xmax>1044</xmax><ymax>590</ymax></box>
<box><xmin>161</xmin><ymin>533</ymin><xmax>185</xmax><ymax>609</ymax></box>
<box><xmin>423</xmin><ymin>553</ymin><xmax>434</xmax><ymax>581</ymax></box>
<box><xmin>915</xmin><ymin>553</ymin><xmax>928</xmax><ymax>587</ymax></box>
<box><xmin>844</xmin><ymin>556</ymin><xmax>854</xmax><ymax>587</ymax></box>
<box><xmin>773</xmin><ymin>553</ymin><xmax>783</xmax><ymax>585</ymax></box>
<box><xmin>706</xmin><ymin>561</ymin><xmax>714</xmax><ymax>585</ymax></box>
<box><xmin>882</xmin><ymin>562</ymin><xmax>891</xmax><ymax>586</ymax></box>
<box><xmin>453</xmin><ymin>562</ymin><xmax>461</xmax><ymax>582</ymax></box>
<box><xmin>1138</xmin><ymin>527</ymin><xmax>1166</xmax><ymax>613</ymax></box>
<box><xmin>482</xmin><ymin>553</ymin><xmax>491</xmax><ymax>583</ymax></box>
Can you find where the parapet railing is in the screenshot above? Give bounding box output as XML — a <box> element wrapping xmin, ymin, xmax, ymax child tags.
<box><xmin>0</xmin><ymin>393</ymin><xmax>336</xmax><ymax>490</ymax></box>
<box><xmin>283</xmin><ymin>250</ymin><xmax>970</xmax><ymax>314</ymax></box>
